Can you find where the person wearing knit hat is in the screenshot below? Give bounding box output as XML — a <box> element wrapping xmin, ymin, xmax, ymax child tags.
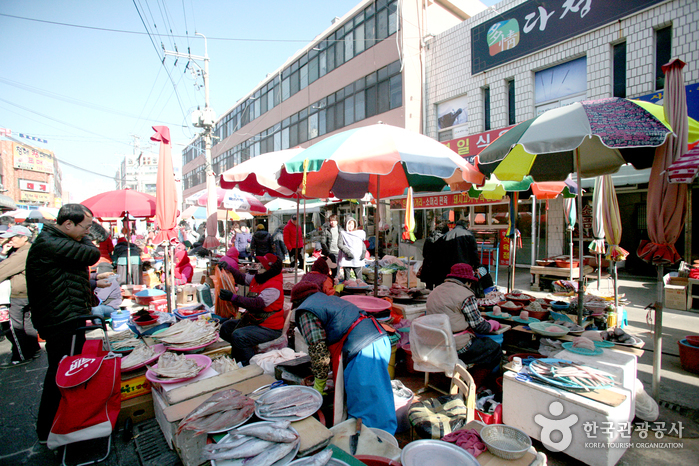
<box><xmin>217</xmin><ymin>251</ymin><xmax>284</xmax><ymax>366</ymax></box>
<box><xmin>291</xmin><ymin>280</ymin><xmax>397</xmax><ymax>435</ymax></box>
<box><xmin>296</xmin><ymin>258</ymin><xmax>334</xmax><ymax>296</ymax></box>
<box><xmin>425</xmin><ymin>262</ymin><xmax>502</xmax><ymax>388</ymax></box>
<box><xmin>250</xmin><ymin>223</ymin><xmax>273</xmax><ymax>258</ymax></box>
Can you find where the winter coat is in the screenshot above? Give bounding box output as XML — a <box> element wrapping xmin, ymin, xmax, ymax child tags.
<box><xmin>250</xmin><ymin>230</ymin><xmax>273</xmax><ymax>257</ymax></box>
<box><xmin>338</xmin><ymin>218</ymin><xmax>366</xmax><ymax>268</ymax></box>
<box><xmin>271</xmin><ymin>226</ymin><xmax>288</xmax><ymax>262</ymax></box>
<box><xmin>0</xmin><ymin>243</ymin><xmax>31</xmax><ymax>298</ymax></box>
<box><xmin>283</xmin><ymin>220</ymin><xmax>303</xmax><ymax>249</ymax></box>
<box><xmin>234</xmin><ymin>230</ymin><xmax>252</xmax><ymax>253</ymax></box>
<box><xmin>434</xmin><ymin>222</ymin><xmax>480</xmax><ymax>286</ymax></box>
<box><xmin>319</xmin><ymin>222</ymin><xmax>344</xmax><ymax>256</ymax></box>
<box><xmin>27</xmin><ymin>223</ymin><xmax>101</xmax><ymax>339</ymax></box>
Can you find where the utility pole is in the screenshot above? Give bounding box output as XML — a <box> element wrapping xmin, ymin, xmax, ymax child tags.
<box><xmin>163</xmin><ymin>33</ymin><xmax>219</xmax><ymax>247</ymax></box>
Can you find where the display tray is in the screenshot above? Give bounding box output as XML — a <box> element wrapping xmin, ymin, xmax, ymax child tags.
<box><xmin>562</xmin><ymin>342</ymin><xmax>604</xmax><ymax>356</ymax></box>
<box><xmin>254</xmin><ymin>385</ymin><xmax>323</xmax><ymax>422</ymax></box>
<box><xmin>401</xmin><ymin>439</ymin><xmax>479</xmax><ymax>466</ymax></box>
<box><xmin>162</xmin><ymin>336</ymin><xmax>219</xmax><ymax>352</ymax></box>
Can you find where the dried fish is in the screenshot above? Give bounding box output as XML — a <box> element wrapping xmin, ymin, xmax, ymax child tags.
<box><xmin>154</xmin><ymin>319</ymin><xmax>219</xmax><ymax>349</ymax></box>
<box><xmin>211</xmin><ymin>356</ymin><xmax>239</xmax><ymax>374</ymax></box>
<box><xmin>120</xmin><ymin>345</ymin><xmax>156</xmax><ymax>370</ymax></box>
<box><xmin>177</xmin><ymin>389</ymin><xmax>255</xmax><ymax>435</ymax></box>
<box><xmin>148</xmin><ymin>352</ymin><xmax>201</xmax><ymax>379</ymax></box>
<box><xmin>260</xmin><ymin>400</ymin><xmax>319</xmax><ymax>418</ymax></box>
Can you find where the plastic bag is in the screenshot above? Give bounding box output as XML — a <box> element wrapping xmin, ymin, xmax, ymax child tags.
<box><xmin>635</xmin><ymin>378</ymin><xmax>659</xmax><ymax>421</ymax></box>
<box><xmin>212</xmin><ymin>267</ymin><xmax>238</xmax><ymax>319</ymax></box>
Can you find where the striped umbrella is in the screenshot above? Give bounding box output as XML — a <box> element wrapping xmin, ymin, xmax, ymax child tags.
<box><xmin>667</xmin><ymin>144</ymin><xmax>699</xmax><ymax>184</ymax></box>
<box><xmin>599</xmin><ymin>174</ymin><xmax>628</xmax><ymax>310</ymax></box>
<box><xmin>589</xmin><ymin>177</ymin><xmax>606</xmax><ymax>289</ymax></box>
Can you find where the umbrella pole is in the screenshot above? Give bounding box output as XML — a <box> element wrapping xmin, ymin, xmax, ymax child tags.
<box><xmin>652</xmin><ymin>265</ymin><xmax>664</xmax><ymax>400</ymax></box>
<box><xmin>374</xmin><ymin>179</ymin><xmax>380</xmax><ymax>298</ymax></box>
<box><xmin>303</xmin><ymin>199</ymin><xmax>307</xmax><ymax>272</ymax></box>
<box><xmin>597</xmin><ymin>254</ymin><xmax>601</xmax><ymax>290</ymax></box>
<box><xmin>164</xmin><ymin>243</ymin><xmax>173</xmax><ymax>313</ymax></box>
<box><xmin>576</xmin><ymin>150</ymin><xmax>585</xmax><ymax>324</ymax></box>
<box><xmin>125</xmin><ymin>213</ymin><xmax>131</xmax><ymax>285</ymax></box>
<box><xmin>569</xmin><ymin>229</ymin><xmax>574</xmax><ymax>281</ymax></box>
<box><xmin>295</xmin><ymin>198</ymin><xmax>300</xmax><ymax>282</ymax></box>
<box><xmin>613</xmin><ymin>261</ymin><xmax>619</xmax><ymax>309</ymax></box>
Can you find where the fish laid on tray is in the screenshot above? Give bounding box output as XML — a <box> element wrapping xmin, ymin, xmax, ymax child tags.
<box><xmin>204</xmin><ymin>420</ymin><xmax>299</xmax><ymax>465</ymax></box>
<box><xmin>211</xmin><ymin>356</ymin><xmax>239</xmax><ymax>374</ymax></box>
<box><xmin>120</xmin><ymin>345</ymin><xmax>156</xmax><ymax>370</ymax></box>
<box><xmin>256</xmin><ymin>387</ymin><xmax>319</xmax><ymax>419</ymax></box>
<box><xmin>152</xmin><ymin>318</ymin><xmax>219</xmax><ymax>349</ymax></box>
<box><xmin>290</xmin><ymin>448</ymin><xmax>333</xmax><ymax>466</ymax></box>
<box><xmin>148</xmin><ymin>352</ymin><xmax>202</xmax><ymax>379</ymax></box>
<box><xmin>109</xmin><ymin>330</ymin><xmax>143</xmax><ymax>351</ymax></box>
<box><xmin>178</xmin><ymin>389</ymin><xmax>255</xmax><ymax>435</ymax></box>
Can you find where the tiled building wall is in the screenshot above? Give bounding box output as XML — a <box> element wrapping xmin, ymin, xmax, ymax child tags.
<box><xmin>426</xmin><ymin>0</ymin><xmax>699</xmax><ymax>259</ymax></box>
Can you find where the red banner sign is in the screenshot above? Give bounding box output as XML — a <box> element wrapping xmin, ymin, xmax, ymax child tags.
<box><xmin>390</xmin><ymin>192</ymin><xmax>509</xmax><ymax>210</ymax></box>
<box><xmin>442</xmin><ymin>126</ymin><xmax>514</xmax><ymax>158</ymax></box>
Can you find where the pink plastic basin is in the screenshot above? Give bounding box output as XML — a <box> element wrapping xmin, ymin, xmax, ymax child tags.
<box><xmin>341</xmin><ymin>295</ymin><xmax>392</xmax><ymax>313</ymax></box>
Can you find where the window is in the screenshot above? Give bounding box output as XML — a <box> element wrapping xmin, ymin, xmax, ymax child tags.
<box><xmin>300</xmin><ymin>64</ymin><xmax>308</xmax><ymax>90</ymax></box>
<box><xmin>655</xmin><ymin>26</ymin><xmax>672</xmax><ymax>91</ymax></box>
<box><xmin>309</xmin><ymin>56</ymin><xmax>319</xmax><ymax>83</ymax></box>
<box><xmin>345</xmin><ymin>95</ymin><xmax>355</xmax><ymax>125</ymax></box>
<box><xmin>535</xmin><ymin>57</ymin><xmax>587</xmax><ymax>114</ymax></box>
<box><xmin>483</xmin><ymin>87</ymin><xmax>491</xmax><ymax>131</ymax></box>
<box><xmin>389</xmin><ymin>74</ymin><xmax>402</xmax><ymax>109</ymax></box>
<box><xmin>613</xmin><ymin>42</ymin><xmax>626</xmax><ymax>98</ymax></box>
<box><xmin>345</xmin><ymin>30</ymin><xmax>354</xmax><ymax>62</ymax></box>
<box><xmin>507</xmin><ymin>79</ymin><xmax>516</xmax><ymax>125</ymax></box>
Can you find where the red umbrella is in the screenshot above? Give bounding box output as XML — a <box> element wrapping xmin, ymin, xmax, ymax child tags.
<box><xmin>195</xmin><ymin>187</ymin><xmax>267</xmax><ymax>214</ymax></box>
<box><xmin>637</xmin><ymin>58</ymin><xmax>689</xmax><ymax>399</ymax></box>
<box><xmin>81</xmin><ymin>188</ymin><xmax>156</xmax><ymax>219</ymax></box>
<box><xmin>152</xmin><ymin>126</ymin><xmax>178</xmax><ymax>245</ymax></box>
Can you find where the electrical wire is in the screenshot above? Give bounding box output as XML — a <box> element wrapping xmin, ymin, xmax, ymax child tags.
<box><xmin>0</xmin><ymin>12</ymin><xmax>313</xmax><ymax>43</ymax></box>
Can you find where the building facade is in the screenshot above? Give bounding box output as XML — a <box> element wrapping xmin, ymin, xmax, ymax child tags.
<box><xmin>422</xmin><ymin>0</ymin><xmax>699</xmax><ymax>273</ymax></box>
<box><xmin>181</xmin><ymin>0</ymin><xmax>488</xmax><ymax>201</ymax></box>
<box><xmin>0</xmin><ymin>137</ymin><xmax>62</xmax><ymax>208</ymax></box>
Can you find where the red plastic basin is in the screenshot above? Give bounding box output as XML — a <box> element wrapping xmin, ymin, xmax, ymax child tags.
<box><xmin>355</xmin><ymin>456</ymin><xmax>401</xmax><ymax>466</ymax></box>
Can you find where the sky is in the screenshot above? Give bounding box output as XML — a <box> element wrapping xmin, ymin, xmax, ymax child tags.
<box><xmin>0</xmin><ymin>0</ymin><xmax>498</xmax><ymax>204</ymax></box>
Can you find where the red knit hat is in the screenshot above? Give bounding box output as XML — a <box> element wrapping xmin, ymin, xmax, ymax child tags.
<box><xmin>290</xmin><ymin>281</ymin><xmax>321</xmax><ymax>303</ymax></box>
<box><xmin>256</xmin><ymin>253</ymin><xmax>279</xmax><ymax>270</ymax></box>
<box><xmin>311</xmin><ymin>258</ymin><xmax>330</xmax><ymax>276</ymax></box>
<box><xmin>446</xmin><ymin>263</ymin><xmax>478</xmax><ymax>282</ymax></box>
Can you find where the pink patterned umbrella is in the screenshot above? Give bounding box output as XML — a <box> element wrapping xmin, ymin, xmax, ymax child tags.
<box><xmin>667</xmin><ymin>144</ymin><xmax>699</xmax><ymax>184</ymax></box>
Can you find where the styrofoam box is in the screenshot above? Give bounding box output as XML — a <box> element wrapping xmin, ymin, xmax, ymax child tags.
<box><xmin>503</xmin><ymin>371</ymin><xmax>634</xmax><ymax>466</ymax></box>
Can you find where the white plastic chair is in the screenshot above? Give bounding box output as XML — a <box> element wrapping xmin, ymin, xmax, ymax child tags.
<box><xmin>409</xmin><ymin>314</ymin><xmax>458</xmax><ymax>394</ymax></box>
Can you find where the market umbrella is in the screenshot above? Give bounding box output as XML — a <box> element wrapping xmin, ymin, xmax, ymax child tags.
<box><xmin>179</xmin><ymin>205</ymin><xmax>241</xmax><ymax>221</ymax></box>
<box><xmin>589</xmin><ymin>177</ymin><xmax>606</xmax><ymax>289</ymax></box>
<box><xmin>403</xmin><ymin>187</ymin><xmax>416</xmax><ymax>242</ymax></box>
<box><xmin>637</xmin><ymin>58</ymin><xmax>691</xmax><ymax>400</ymax></box>
<box><xmin>281</xmin><ymin>123</ymin><xmax>484</xmax><ymax>295</ymax></box>
<box><xmin>667</xmin><ymin>145</ymin><xmax>699</xmax><ymax>183</ymax></box>
<box><xmin>563</xmin><ymin>197</ymin><xmax>576</xmax><ymax>282</ymax></box>
<box><xmin>151</xmin><ymin>125</ymin><xmax>178</xmax><ymax>313</ymax></box>
<box><xmin>13</xmin><ymin>207</ymin><xmax>58</xmax><ymax>222</ymax></box>
<box><xmin>478</xmin><ymin>97</ymin><xmax>699</xmax><ymax>322</ymax></box>
<box><xmin>193</xmin><ymin>187</ymin><xmax>267</xmax><ymax>214</ymax></box>
<box><xmin>220</xmin><ymin>147</ymin><xmax>305</xmax><ymax>197</ymax></box>
<box><xmin>506</xmin><ymin>192</ymin><xmax>519</xmax><ymax>292</ymax></box>
<box><xmin>152</xmin><ymin>126</ymin><xmax>178</xmax><ymax>245</ymax></box>
<box><xmin>82</xmin><ymin>188</ymin><xmax>156</xmax><ymax>284</ymax></box>
<box><xmin>81</xmin><ymin>189</ymin><xmax>156</xmax><ymax>219</ymax></box>
<box><xmin>599</xmin><ymin>174</ymin><xmax>628</xmax><ymax>311</ymax></box>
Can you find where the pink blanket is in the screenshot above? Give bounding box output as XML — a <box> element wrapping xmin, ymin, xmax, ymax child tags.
<box><xmin>442</xmin><ymin>428</ymin><xmax>487</xmax><ymax>457</ymax></box>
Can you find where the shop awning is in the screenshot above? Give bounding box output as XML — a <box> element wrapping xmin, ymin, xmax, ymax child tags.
<box><xmin>0</xmin><ymin>194</ymin><xmax>17</xmax><ymax>212</ymax></box>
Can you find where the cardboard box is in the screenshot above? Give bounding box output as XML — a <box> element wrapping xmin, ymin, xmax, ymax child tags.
<box><xmin>664</xmin><ymin>273</ymin><xmax>688</xmax><ymax>310</ymax></box>
<box><xmin>116</xmin><ymin>393</ymin><xmax>154</xmax><ymax>428</ymax></box>
<box><xmin>121</xmin><ymin>373</ymin><xmax>152</xmax><ymax>400</ymax></box>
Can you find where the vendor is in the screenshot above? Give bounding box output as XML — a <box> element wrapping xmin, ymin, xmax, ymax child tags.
<box><xmin>290</xmin><ymin>281</ymin><xmax>397</xmax><ymax>434</ymax></box>
<box><xmin>426</xmin><ymin>263</ymin><xmax>502</xmax><ymax>386</ymax></box>
<box><xmin>298</xmin><ymin>258</ymin><xmax>335</xmax><ymax>296</ymax></box>
<box><xmin>217</xmin><ymin>253</ymin><xmax>285</xmax><ymax>366</ymax></box>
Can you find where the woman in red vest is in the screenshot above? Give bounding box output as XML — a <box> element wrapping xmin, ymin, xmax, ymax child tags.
<box><xmin>217</xmin><ymin>253</ymin><xmax>285</xmax><ymax>366</ymax></box>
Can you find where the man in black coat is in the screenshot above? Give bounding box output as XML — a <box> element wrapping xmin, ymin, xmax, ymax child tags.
<box><xmin>434</xmin><ymin>219</ymin><xmax>480</xmax><ymax>287</ymax></box>
<box><xmin>250</xmin><ymin>224</ymin><xmax>273</xmax><ymax>259</ymax></box>
<box><xmin>27</xmin><ymin>204</ymin><xmax>104</xmax><ymax>443</ymax></box>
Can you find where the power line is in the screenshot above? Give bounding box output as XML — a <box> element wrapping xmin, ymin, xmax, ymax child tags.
<box><xmin>0</xmin><ymin>12</ymin><xmax>318</xmax><ymax>43</ymax></box>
